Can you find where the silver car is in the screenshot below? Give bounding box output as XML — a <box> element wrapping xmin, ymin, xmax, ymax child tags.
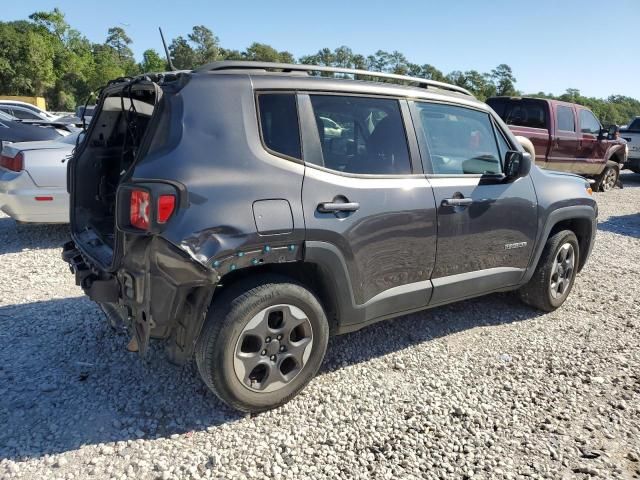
<box><xmin>0</xmin><ymin>132</ymin><xmax>80</xmax><ymax>223</ymax></box>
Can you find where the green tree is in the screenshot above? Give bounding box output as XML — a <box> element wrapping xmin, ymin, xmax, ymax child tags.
<box><xmin>189</xmin><ymin>25</ymin><xmax>220</xmax><ymax>65</ymax></box>
<box><xmin>105</xmin><ymin>27</ymin><xmax>133</xmax><ymax>60</ymax></box>
<box><xmin>169</xmin><ymin>36</ymin><xmax>196</xmax><ymax>69</ymax></box>
<box><xmin>491</xmin><ymin>64</ymin><xmax>517</xmax><ymax>96</ymax></box>
<box><xmin>140</xmin><ymin>49</ymin><xmax>167</xmax><ymax>72</ymax></box>
<box><xmin>242</xmin><ymin>42</ymin><xmax>294</xmax><ymax>63</ymax></box>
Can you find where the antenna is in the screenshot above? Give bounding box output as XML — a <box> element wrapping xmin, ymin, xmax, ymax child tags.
<box><xmin>159</xmin><ymin>27</ymin><xmax>176</xmax><ymax>71</ymax></box>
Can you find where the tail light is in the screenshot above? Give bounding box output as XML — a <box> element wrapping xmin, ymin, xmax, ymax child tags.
<box><xmin>130</xmin><ymin>190</ymin><xmax>151</xmax><ymax>230</ymax></box>
<box><xmin>0</xmin><ymin>152</ymin><xmax>24</xmax><ymax>172</ymax></box>
<box><xmin>157</xmin><ymin>194</ymin><xmax>176</xmax><ymax>224</ymax></box>
<box><xmin>126</xmin><ymin>187</ymin><xmax>177</xmax><ymax>232</ymax></box>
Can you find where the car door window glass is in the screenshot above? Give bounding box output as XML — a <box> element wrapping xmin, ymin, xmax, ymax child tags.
<box><xmin>416</xmin><ymin>102</ymin><xmax>503</xmax><ymax>175</ymax></box>
<box><xmin>556</xmin><ymin>106</ymin><xmax>575</xmax><ymax>132</ymax></box>
<box><xmin>579</xmin><ymin>109</ymin><xmax>601</xmax><ymax>135</ymax></box>
<box><xmin>257</xmin><ymin>93</ymin><xmax>301</xmax><ymax>159</ymax></box>
<box><xmin>499</xmin><ymin>100</ymin><xmax>547</xmax><ymax>129</ymax></box>
<box><xmin>11</xmin><ymin>108</ymin><xmax>41</xmax><ymax>120</ymax></box>
<box><xmin>308</xmin><ymin>95</ymin><xmax>411</xmax><ymax>175</ymax></box>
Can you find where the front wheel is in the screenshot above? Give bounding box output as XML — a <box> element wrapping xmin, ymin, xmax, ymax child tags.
<box><xmin>596</xmin><ymin>162</ymin><xmax>619</xmax><ymax>192</ymax></box>
<box><xmin>195</xmin><ymin>276</ymin><xmax>329</xmax><ymax>413</ymax></box>
<box><xmin>518</xmin><ymin>230</ymin><xmax>580</xmax><ymax>312</ymax></box>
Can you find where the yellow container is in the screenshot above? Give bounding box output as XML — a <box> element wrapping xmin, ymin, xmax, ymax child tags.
<box><xmin>0</xmin><ymin>95</ymin><xmax>47</xmax><ymax>110</ymax></box>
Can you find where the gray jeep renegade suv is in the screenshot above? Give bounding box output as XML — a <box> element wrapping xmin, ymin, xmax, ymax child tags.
<box><xmin>62</xmin><ymin>61</ymin><xmax>597</xmax><ymax>412</ymax></box>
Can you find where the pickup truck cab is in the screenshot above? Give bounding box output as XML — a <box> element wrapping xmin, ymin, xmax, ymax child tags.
<box><xmin>621</xmin><ymin>117</ymin><xmax>640</xmax><ymax>173</ymax></box>
<box><xmin>487</xmin><ymin>97</ymin><xmax>627</xmax><ymax>191</ymax></box>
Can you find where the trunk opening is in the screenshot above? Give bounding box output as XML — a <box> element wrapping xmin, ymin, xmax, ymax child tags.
<box><xmin>72</xmin><ymin>83</ymin><xmax>159</xmax><ymax>267</ymax></box>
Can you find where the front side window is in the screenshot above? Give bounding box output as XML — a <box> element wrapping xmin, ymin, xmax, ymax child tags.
<box><xmin>579</xmin><ymin>109</ymin><xmax>601</xmax><ymax>135</ymax></box>
<box><xmin>257</xmin><ymin>93</ymin><xmax>301</xmax><ymax>159</ymax></box>
<box><xmin>308</xmin><ymin>95</ymin><xmax>411</xmax><ymax>175</ymax></box>
<box><xmin>556</xmin><ymin>106</ymin><xmax>576</xmax><ymax>132</ymax></box>
<box><xmin>415</xmin><ymin>102</ymin><xmax>502</xmax><ymax>175</ymax></box>
<box><xmin>628</xmin><ymin>118</ymin><xmax>640</xmax><ymax>131</ymax></box>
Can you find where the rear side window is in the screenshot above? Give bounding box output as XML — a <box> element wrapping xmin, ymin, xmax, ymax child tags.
<box><xmin>257</xmin><ymin>94</ymin><xmax>301</xmax><ymax>159</ymax></box>
<box><xmin>416</xmin><ymin>102</ymin><xmax>503</xmax><ymax>175</ymax></box>
<box><xmin>579</xmin><ymin>109</ymin><xmax>601</xmax><ymax>135</ymax></box>
<box><xmin>308</xmin><ymin>95</ymin><xmax>411</xmax><ymax>175</ymax></box>
<box><xmin>629</xmin><ymin>118</ymin><xmax>640</xmax><ymax>131</ymax></box>
<box><xmin>487</xmin><ymin>99</ymin><xmax>548</xmax><ymax>129</ymax></box>
<box><xmin>556</xmin><ymin>106</ymin><xmax>576</xmax><ymax>132</ymax></box>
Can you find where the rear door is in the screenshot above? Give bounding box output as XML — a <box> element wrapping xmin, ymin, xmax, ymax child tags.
<box><xmin>299</xmin><ymin>93</ymin><xmax>437</xmax><ymax>328</ymax></box>
<box><xmin>410</xmin><ymin>100</ymin><xmax>538</xmax><ymax>306</ymax></box>
<box><xmin>548</xmin><ymin>104</ymin><xmax>579</xmax><ymax>172</ymax></box>
<box><xmin>576</xmin><ymin>108</ymin><xmax>606</xmax><ymax>175</ymax></box>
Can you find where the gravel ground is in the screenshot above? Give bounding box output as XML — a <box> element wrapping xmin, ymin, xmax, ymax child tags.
<box><xmin>1</xmin><ymin>172</ymin><xmax>639</xmax><ymax>480</ymax></box>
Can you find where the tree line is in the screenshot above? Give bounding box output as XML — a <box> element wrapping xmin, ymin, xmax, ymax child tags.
<box><xmin>0</xmin><ymin>9</ymin><xmax>638</xmax><ymax>125</ymax></box>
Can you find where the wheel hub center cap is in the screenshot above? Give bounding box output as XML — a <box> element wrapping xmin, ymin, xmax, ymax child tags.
<box><xmin>266</xmin><ymin>339</ymin><xmax>281</xmax><ymax>356</ymax></box>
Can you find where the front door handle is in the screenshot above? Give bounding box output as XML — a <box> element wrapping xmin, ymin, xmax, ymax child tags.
<box><xmin>442</xmin><ymin>197</ymin><xmax>473</xmax><ymax>207</ymax></box>
<box><xmin>317</xmin><ymin>201</ymin><xmax>360</xmax><ymax>213</ymax></box>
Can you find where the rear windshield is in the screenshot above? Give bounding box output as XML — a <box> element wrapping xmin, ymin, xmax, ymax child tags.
<box><xmin>487</xmin><ymin>98</ymin><xmax>548</xmax><ymax>130</ymax></box>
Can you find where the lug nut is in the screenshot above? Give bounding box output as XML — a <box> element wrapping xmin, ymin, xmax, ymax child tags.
<box><xmin>277</xmin><ymin>334</ymin><xmax>283</xmax><ymax>340</ymax></box>
<box><xmin>261</xmin><ymin>350</ymin><xmax>267</xmax><ymax>356</ymax></box>
<box><xmin>279</xmin><ymin>345</ymin><xmax>286</xmax><ymax>352</ymax></box>
<box><xmin>270</xmin><ymin>355</ymin><xmax>277</xmax><ymax>362</ymax></box>
<box><xmin>265</xmin><ymin>337</ymin><xmax>271</xmax><ymax>343</ymax></box>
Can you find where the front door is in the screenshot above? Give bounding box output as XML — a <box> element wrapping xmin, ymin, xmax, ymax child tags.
<box><xmin>299</xmin><ymin>93</ymin><xmax>437</xmax><ymax>328</ymax></box>
<box><xmin>410</xmin><ymin>101</ymin><xmax>538</xmax><ymax>306</ymax></box>
<box><xmin>577</xmin><ymin>108</ymin><xmax>606</xmax><ymax>175</ymax></box>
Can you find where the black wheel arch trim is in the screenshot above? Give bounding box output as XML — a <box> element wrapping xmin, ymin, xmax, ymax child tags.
<box><xmin>522</xmin><ymin>205</ymin><xmax>597</xmax><ymax>284</ymax></box>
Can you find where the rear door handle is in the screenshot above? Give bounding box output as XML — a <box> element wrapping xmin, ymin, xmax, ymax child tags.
<box><xmin>317</xmin><ymin>202</ymin><xmax>360</xmax><ymax>213</ymax></box>
<box><xmin>442</xmin><ymin>198</ymin><xmax>473</xmax><ymax>207</ymax></box>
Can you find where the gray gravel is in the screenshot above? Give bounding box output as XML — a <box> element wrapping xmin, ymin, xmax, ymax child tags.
<box><xmin>1</xmin><ymin>172</ymin><xmax>639</xmax><ymax>480</ymax></box>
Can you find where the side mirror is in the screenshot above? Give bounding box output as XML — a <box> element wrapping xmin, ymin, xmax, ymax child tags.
<box><xmin>504</xmin><ymin>150</ymin><xmax>531</xmax><ymax>180</ymax></box>
<box><xmin>599</xmin><ymin>124</ymin><xmax>619</xmax><ymax>140</ymax></box>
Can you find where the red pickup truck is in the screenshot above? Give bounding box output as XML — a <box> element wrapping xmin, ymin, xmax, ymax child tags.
<box><xmin>487</xmin><ymin>97</ymin><xmax>627</xmax><ymax>191</ymax></box>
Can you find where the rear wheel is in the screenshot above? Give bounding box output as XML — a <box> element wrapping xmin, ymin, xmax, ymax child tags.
<box><xmin>596</xmin><ymin>162</ymin><xmax>619</xmax><ymax>191</ymax></box>
<box><xmin>519</xmin><ymin>230</ymin><xmax>579</xmax><ymax>312</ymax></box>
<box><xmin>195</xmin><ymin>276</ymin><xmax>329</xmax><ymax>413</ymax></box>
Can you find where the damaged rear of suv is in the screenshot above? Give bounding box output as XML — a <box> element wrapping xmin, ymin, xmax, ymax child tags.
<box><xmin>64</xmin><ymin>62</ymin><xmax>597</xmax><ymax>412</ymax></box>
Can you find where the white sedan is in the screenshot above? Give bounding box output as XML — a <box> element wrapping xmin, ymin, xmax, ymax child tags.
<box><xmin>0</xmin><ymin>132</ymin><xmax>80</xmax><ymax>223</ymax></box>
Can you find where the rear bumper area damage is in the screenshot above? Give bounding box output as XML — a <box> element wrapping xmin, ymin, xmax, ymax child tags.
<box><xmin>62</xmin><ymin>236</ymin><xmax>218</xmax><ymax>364</ymax></box>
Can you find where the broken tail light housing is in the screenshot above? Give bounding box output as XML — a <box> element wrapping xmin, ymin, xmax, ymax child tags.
<box><xmin>130</xmin><ymin>189</ymin><xmax>151</xmax><ymax>230</ymax></box>
<box><xmin>0</xmin><ymin>152</ymin><xmax>24</xmax><ymax>172</ymax></box>
<box><xmin>118</xmin><ymin>183</ymin><xmax>180</xmax><ymax>234</ymax></box>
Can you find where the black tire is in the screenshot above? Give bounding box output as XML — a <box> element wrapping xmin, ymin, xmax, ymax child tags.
<box><xmin>195</xmin><ymin>275</ymin><xmax>329</xmax><ymax>413</ymax></box>
<box><xmin>518</xmin><ymin>230</ymin><xmax>580</xmax><ymax>312</ymax></box>
<box><xmin>596</xmin><ymin>162</ymin><xmax>619</xmax><ymax>192</ymax></box>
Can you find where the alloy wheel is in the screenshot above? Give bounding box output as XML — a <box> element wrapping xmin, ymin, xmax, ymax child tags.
<box><xmin>549</xmin><ymin>243</ymin><xmax>575</xmax><ymax>299</ymax></box>
<box><xmin>233</xmin><ymin>304</ymin><xmax>313</xmax><ymax>393</ymax></box>
<box><xmin>601</xmin><ymin>168</ymin><xmax>617</xmax><ymax>191</ymax></box>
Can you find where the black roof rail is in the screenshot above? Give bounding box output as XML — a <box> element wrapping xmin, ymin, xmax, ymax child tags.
<box><xmin>194</xmin><ymin>61</ymin><xmax>473</xmax><ymax>97</ymax></box>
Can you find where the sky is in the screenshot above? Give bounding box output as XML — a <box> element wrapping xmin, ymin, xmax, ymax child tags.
<box><xmin>3</xmin><ymin>0</ymin><xmax>639</xmax><ymax>99</ymax></box>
